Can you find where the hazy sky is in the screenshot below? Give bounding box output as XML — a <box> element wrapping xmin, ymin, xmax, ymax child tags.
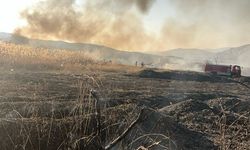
<box><xmin>1</xmin><ymin>0</ymin><xmax>250</xmax><ymax>51</ymax></box>
<box><xmin>0</xmin><ymin>0</ymin><xmax>34</xmax><ymax>32</ymax></box>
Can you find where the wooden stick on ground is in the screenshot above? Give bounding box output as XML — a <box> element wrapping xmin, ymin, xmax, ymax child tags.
<box><xmin>105</xmin><ymin>108</ymin><xmax>143</xmax><ymax>150</ymax></box>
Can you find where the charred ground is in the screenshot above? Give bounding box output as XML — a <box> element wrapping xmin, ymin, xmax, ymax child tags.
<box><xmin>0</xmin><ymin>67</ymin><xmax>249</xmax><ymax>149</ymax></box>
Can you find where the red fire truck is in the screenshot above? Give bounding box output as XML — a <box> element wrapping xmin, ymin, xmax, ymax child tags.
<box><xmin>204</xmin><ymin>64</ymin><xmax>241</xmax><ymax>77</ymax></box>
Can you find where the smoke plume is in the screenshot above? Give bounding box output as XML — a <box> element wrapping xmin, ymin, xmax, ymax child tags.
<box><xmin>15</xmin><ymin>0</ymin><xmax>157</xmax><ymax>51</ymax></box>
<box><xmin>16</xmin><ymin>0</ymin><xmax>250</xmax><ymax>51</ymax></box>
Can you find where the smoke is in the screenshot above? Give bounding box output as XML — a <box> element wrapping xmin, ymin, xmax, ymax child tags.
<box><xmin>160</xmin><ymin>19</ymin><xmax>199</xmax><ymax>49</ymax></box>
<box><xmin>15</xmin><ymin>0</ymin><xmax>250</xmax><ymax>51</ymax></box>
<box><xmin>15</xmin><ymin>0</ymin><xmax>157</xmax><ymax>51</ymax></box>
<box><xmin>134</xmin><ymin>0</ymin><xmax>155</xmax><ymax>13</ymax></box>
<box><xmin>162</xmin><ymin>0</ymin><xmax>250</xmax><ymax>49</ymax></box>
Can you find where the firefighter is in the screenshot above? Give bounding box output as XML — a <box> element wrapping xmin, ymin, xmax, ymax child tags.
<box><xmin>141</xmin><ymin>62</ymin><xmax>144</xmax><ymax>68</ymax></box>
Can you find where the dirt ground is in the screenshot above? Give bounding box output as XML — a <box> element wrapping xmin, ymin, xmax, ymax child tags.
<box><xmin>0</xmin><ymin>68</ymin><xmax>249</xmax><ymax>149</ymax></box>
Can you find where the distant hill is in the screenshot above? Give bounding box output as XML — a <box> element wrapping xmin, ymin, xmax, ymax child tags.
<box><xmin>159</xmin><ymin>48</ymin><xmax>214</xmax><ymax>61</ymax></box>
<box><xmin>158</xmin><ymin>44</ymin><xmax>250</xmax><ymax>67</ymax></box>
<box><xmin>215</xmin><ymin>44</ymin><xmax>250</xmax><ymax>76</ymax></box>
<box><xmin>0</xmin><ymin>32</ymin><xmax>170</xmax><ymax>66</ymax></box>
<box><xmin>1</xmin><ymin>32</ymin><xmax>249</xmax><ymax>74</ymax></box>
<box><xmin>216</xmin><ymin>44</ymin><xmax>250</xmax><ymax>65</ymax></box>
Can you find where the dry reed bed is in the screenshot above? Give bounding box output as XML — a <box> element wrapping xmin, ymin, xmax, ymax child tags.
<box><xmin>0</xmin><ymin>42</ymin><xmax>141</xmax><ymax>73</ymax></box>
<box><xmin>0</xmin><ymin>42</ymin><xmax>94</xmax><ymax>70</ymax></box>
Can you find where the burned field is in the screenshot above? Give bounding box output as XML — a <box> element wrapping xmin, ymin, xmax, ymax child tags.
<box><xmin>0</xmin><ymin>68</ymin><xmax>249</xmax><ymax>150</ymax></box>
<box><xmin>0</xmin><ymin>70</ymin><xmax>250</xmax><ymax>149</ymax></box>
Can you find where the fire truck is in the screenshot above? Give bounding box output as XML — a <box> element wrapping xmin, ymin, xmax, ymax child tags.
<box><xmin>204</xmin><ymin>64</ymin><xmax>241</xmax><ymax>77</ymax></box>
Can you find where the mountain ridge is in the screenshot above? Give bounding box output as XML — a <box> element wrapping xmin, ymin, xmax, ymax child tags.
<box><xmin>0</xmin><ymin>32</ymin><xmax>170</xmax><ymax>66</ymax></box>
<box><xmin>1</xmin><ymin>32</ymin><xmax>250</xmax><ymax>72</ymax></box>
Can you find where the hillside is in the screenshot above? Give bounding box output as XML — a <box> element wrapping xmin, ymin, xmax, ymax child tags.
<box><xmin>159</xmin><ymin>48</ymin><xmax>215</xmax><ymax>61</ymax></box>
<box><xmin>158</xmin><ymin>45</ymin><xmax>250</xmax><ymax>68</ymax></box>
<box><xmin>0</xmin><ymin>32</ymin><xmax>216</xmax><ymax>72</ymax></box>
<box><xmin>1</xmin><ymin>32</ymin><xmax>250</xmax><ymax>75</ymax></box>
<box><xmin>216</xmin><ymin>44</ymin><xmax>250</xmax><ymax>66</ymax></box>
<box><xmin>0</xmin><ymin>32</ymin><xmax>169</xmax><ymax>66</ymax></box>
<box><xmin>157</xmin><ymin>45</ymin><xmax>250</xmax><ymax>75</ymax></box>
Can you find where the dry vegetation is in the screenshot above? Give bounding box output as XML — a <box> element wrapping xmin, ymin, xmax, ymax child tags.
<box><xmin>0</xmin><ymin>42</ymin><xmax>141</xmax><ymax>74</ymax></box>
<box><xmin>0</xmin><ymin>42</ymin><xmax>94</xmax><ymax>71</ymax></box>
<box><xmin>0</xmin><ymin>42</ymin><xmax>249</xmax><ymax>150</ymax></box>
